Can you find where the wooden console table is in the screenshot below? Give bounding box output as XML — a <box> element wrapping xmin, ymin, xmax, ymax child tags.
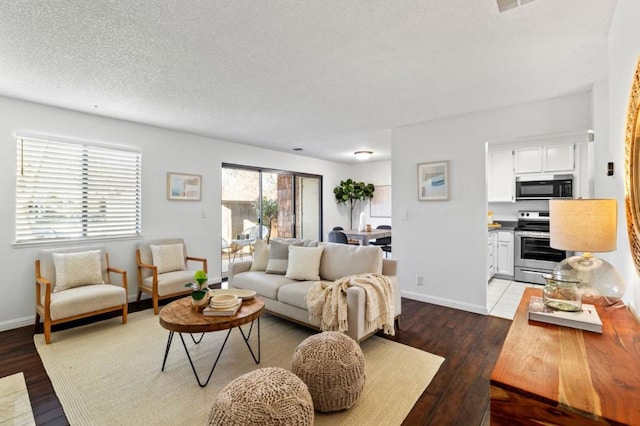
<box><xmin>490</xmin><ymin>288</ymin><xmax>640</xmax><ymax>425</ymax></box>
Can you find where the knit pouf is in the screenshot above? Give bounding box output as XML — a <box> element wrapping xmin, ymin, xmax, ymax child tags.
<box><xmin>208</xmin><ymin>367</ymin><xmax>314</xmax><ymax>426</ymax></box>
<box><xmin>292</xmin><ymin>331</ymin><xmax>365</xmax><ymax>412</ymax></box>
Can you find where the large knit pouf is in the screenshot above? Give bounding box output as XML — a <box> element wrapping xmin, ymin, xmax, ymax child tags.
<box><xmin>292</xmin><ymin>331</ymin><xmax>365</xmax><ymax>412</ymax></box>
<box><xmin>208</xmin><ymin>367</ymin><xmax>314</xmax><ymax>426</ymax></box>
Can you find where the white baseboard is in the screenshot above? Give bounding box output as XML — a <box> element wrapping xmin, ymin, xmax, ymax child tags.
<box><xmin>0</xmin><ymin>316</ymin><xmax>35</xmax><ymax>332</ymax></box>
<box><xmin>401</xmin><ymin>290</ymin><xmax>489</xmax><ymax>315</ymax></box>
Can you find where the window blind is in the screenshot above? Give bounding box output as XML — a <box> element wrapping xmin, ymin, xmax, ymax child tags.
<box><xmin>15</xmin><ymin>136</ymin><xmax>142</xmax><ymax>243</ymax></box>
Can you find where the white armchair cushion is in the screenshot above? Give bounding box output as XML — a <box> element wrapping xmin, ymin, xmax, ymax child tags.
<box><xmin>52</xmin><ymin>250</ymin><xmax>104</xmax><ymax>292</ymax></box>
<box><xmin>285</xmin><ymin>246</ymin><xmax>324</xmax><ymax>281</ymax></box>
<box><xmin>49</xmin><ymin>284</ymin><xmax>126</xmax><ymax>321</ymax></box>
<box><xmin>151</xmin><ymin>243</ymin><xmax>186</xmax><ymax>274</ymax></box>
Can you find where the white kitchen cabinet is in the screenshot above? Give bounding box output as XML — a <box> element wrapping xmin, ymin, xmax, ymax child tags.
<box><xmin>514</xmin><ymin>144</ymin><xmax>574</xmax><ymax>174</ymax></box>
<box><xmin>495</xmin><ymin>230</ymin><xmax>514</xmax><ymax>278</ymax></box>
<box><xmin>543</xmin><ymin>144</ymin><xmax>574</xmax><ymax>172</ymax></box>
<box><xmin>487</xmin><ymin>150</ymin><xmax>515</xmax><ymax>202</ymax></box>
<box><xmin>514</xmin><ymin>147</ymin><xmax>542</xmax><ymax>174</ymax></box>
<box><xmin>488</xmin><ymin>230</ymin><xmax>497</xmax><ymax>281</ymax></box>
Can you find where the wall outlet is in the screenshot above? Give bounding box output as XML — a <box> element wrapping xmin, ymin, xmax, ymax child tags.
<box><xmin>416</xmin><ymin>275</ymin><xmax>424</xmax><ymax>286</ymax></box>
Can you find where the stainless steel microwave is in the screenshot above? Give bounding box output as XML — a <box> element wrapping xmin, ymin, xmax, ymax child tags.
<box><xmin>515</xmin><ymin>175</ymin><xmax>573</xmax><ymax>200</ymax></box>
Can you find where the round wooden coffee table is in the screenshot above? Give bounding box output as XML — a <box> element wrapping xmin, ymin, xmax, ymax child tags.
<box><xmin>159</xmin><ymin>295</ymin><xmax>264</xmax><ymax>387</ymax></box>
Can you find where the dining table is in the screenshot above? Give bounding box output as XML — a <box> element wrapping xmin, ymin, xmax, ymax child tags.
<box><xmin>342</xmin><ymin>228</ymin><xmax>391</xmax><ymax>245</ymax></box>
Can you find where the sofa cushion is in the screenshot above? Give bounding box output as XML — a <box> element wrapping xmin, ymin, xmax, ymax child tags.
<box><xmin>318</xmin><ymin>242</ymin><xmax>383</xmax><ymax>281</ymax></box>
<box><xmin>265</xmin><ymin>240</ymin><xmax>304</xmax><ymax>275</ymax></box>
<box><xmin>285</xmin><ymin>246</ymin><xmax>324</xmax><ymax>281</ymax></box>
<box><xmin>231</xmin><ymin>271</ymin><xmax>299</xmax><ymax>300</ymax></box>
<box><xmin>278</xmin><ymin>281</ymin><xmax>318</xmax><ymax>310</ymax></box>
<box><xmin>151</xmin><ymin>243</ymin><xmax>186</xmax><ymax>274</ymax></box>
<box><xmin>52</xmin><ymin>250</ymin><xmax>105</xmax><ymax>292</ymax></box>
<box><xmin>250</xmin><ymin>239</ymin><xmax>270</xmax><ymax>271</ymax></box>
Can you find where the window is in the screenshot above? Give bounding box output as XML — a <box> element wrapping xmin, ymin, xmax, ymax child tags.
<box><xmin>15</xmin><ymin>134</ymin><xmax>142</xmax><ymax>244</ymax></box>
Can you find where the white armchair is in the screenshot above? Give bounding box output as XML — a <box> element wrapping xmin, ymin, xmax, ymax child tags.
<box><xmin>35</xmin><ymin>246</ymin><xmax>128</xmax><ymax>344</ymax></box>
<box><xmin>136</xmin><ymin>238</ymin><xmax>208</xmax><ymax>314</ymax></box>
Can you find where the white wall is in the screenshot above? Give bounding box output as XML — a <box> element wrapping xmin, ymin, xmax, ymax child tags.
<box><xmin>605</xmin><ymin>0</ymin><xmax>640</xmax><ymax>310</ymax></box>
<box><xmin>0</xmin><ymin>96</ymin><xmax>349</xmax><ymax>329</ymax></box>
<box><xmin>392</xmin><ymin>92</ymin><xmax>593</xmax><ymax>313</ymax></box>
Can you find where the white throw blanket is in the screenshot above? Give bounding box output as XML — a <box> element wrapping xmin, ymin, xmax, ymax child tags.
<box><xmin>306</xmin><ymin>273</ymin><xmax>395</xmax><ymax>336</ymax></box>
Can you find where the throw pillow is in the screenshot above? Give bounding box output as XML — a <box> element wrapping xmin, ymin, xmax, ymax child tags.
<box><xmin>53</xmin><ymin>250</ymin><xmax>104</xmax><ymax>292</ymax></box>
<box><xmin>151</xmin><ymin>243</ymin><xmax>186</xmax><ymax>274</ymax></box>
<box><xmin>250</xmin><ymin>239</ymin><xmax>270</xmax><ymax>271</ymax></box>
<box><xmin>265</xmin><ymin>240</ymin><xmax>303</xmax><ymax>275</ymax></box>
<box><xmin>285</xmin><ymin>246</ymin><xmax>324</xmax><ymax>281</ymax></box>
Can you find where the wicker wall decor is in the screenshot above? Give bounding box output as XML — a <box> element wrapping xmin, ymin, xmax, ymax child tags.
<box><xmin>625</xmin><ymin>57</ymin><xmax>640</xmax><ymax>276</ymax></box>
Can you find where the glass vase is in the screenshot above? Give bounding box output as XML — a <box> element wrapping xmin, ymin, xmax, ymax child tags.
<box><xmin>542</xmin><ymin>273</ymin><xmax>582</xmax><ymax>312</ymax></box>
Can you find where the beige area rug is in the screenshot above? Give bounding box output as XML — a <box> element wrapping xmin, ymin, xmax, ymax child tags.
<box><xmin>0</xmin><ymin>372</ymin><xmax>36</xmax><ymax>425</ymax></box>
<box><xmin>35</xmin><ymin>309</ymin><xmax>444</xmax><ymax>425</ymax></box>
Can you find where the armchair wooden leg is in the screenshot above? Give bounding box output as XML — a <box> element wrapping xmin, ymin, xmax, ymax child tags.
<box><xmin>122</xmin><ymin>304</ymin><xmax>128</xmax><ymax>324</ymax></box>
<box><xmin>44</xmin><ymin>318</ymin><xmax>52</xmax><ymax>344</ymax></box>
<box><xmin>153</xmin><ymin>297</ymin><xmax>159</xmax><ymax>315</ymax></box>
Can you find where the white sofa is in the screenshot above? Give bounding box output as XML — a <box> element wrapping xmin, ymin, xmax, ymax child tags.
<box><xmin>228</xmin><ymin>241</ymin><xmax>401</xmax><ymax>342</ymax></box>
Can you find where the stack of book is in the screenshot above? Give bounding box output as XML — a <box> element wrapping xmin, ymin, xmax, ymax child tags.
<box><xmin>528</xmin><ymin>296</ymin><xmax>603</xmax><ymax>333</ymax></box>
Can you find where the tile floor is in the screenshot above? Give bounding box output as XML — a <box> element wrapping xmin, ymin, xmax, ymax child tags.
<box><xmin>487</xmin><ymin>278</ymin><xmax>541</xmax><ymax>320</ymax></box>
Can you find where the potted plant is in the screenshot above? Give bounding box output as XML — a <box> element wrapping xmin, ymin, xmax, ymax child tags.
<box><xmin>186</xmin><ymin>270</ymin><xmax>209</xmax><ymax>310</ymax></box>
<box><xmin>333</xmin><ymin>179</ymin><xmax>375</xmax><ymax>229</ymax></box>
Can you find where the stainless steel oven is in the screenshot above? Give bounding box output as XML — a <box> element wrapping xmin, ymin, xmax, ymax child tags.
<box><xmin>514</xmin><ymin>211</ymin><xmax>570</xmax><ymax>285</ymax></box>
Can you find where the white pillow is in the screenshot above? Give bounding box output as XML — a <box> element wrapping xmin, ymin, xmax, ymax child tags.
<box><xmin>151</xmin><ymin>243</ymin><xmax>186</xmax><ymax>274</ymax></box>
<box><xmin>250</xmin><ymin>239</ymin><xmax>270</xmax><ymax>271</ymax></box>
<box><xmin>53</xmin><ymin>250</ymin><xmax>104</xmax><ymax>292</ymax></box>
<box><xmin>285</xmin><ymin>246</ymin><xmax>324</xmax><ymax>281</ymax></box>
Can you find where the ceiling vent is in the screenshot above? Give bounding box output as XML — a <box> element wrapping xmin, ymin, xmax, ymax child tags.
<box><xmin>497</xmin><ymin>0</ymin><xmax>538</xmax><ymax>13</ymax></box>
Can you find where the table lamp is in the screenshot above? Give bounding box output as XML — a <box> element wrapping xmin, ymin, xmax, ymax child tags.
<box><xmin>549</xmin><ymin>198</ymin><xmax>625</xmax><ymax>306</ymax></box>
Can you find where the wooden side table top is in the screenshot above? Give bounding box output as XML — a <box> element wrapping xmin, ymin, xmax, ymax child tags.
<box><xmin>491</xmin><ymin>287</ymin><xmax>640</xmax><ymax>425</ymax></box>
<box><xmin>159</xmin><ymin>296</ymin><xmax>265</xmax><ymax>334</ymax></box>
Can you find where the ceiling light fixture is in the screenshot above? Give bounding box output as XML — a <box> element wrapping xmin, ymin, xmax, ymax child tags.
<box><xmin>354</xmin><ymin>150</ymin><xmax>373</xmax><ymax>160</ymax></box>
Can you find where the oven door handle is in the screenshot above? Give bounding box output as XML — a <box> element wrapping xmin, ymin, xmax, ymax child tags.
<box><xmin>515</xmin><ymin>231</ymin><xmax>550</xmax><ymax>238</ymax></box>
<box><xmin>519</xmin><ymin>269</ymin><xmax>546</xmax><ymax>276</ymax></box>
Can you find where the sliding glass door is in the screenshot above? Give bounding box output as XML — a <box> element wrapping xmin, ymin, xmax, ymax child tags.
<box><xmin>221</xmin><ymin>164</ymin><xmax>322</xmax><ymax>277</ymax></box>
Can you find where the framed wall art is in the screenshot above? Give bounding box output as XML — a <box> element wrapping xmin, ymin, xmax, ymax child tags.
<box><xmin>167</xmin><ymin>172</ymin><xmax>202</xmax><ymax>201</ymax></box>
<box><xmin>418</xmin><ymin>161</ymin><xmax>448</xmax><ymax>201</ymax></box>
<box><xmin>370</xmin><ymin>185</ymin><xmax>391</xmax><ymax>217</ymax></box>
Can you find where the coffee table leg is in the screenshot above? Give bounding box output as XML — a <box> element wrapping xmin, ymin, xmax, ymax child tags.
<box><xmin>161</xmin><ymin>331</ymin><xmax>174</xmax><ymax>372</ymax></box>
<box><xmin>178</xmin><ymin>328</ymin><xmax>233</xmax><ymax>387</ymax></box>
<box><xmin>238</xmin><ymin>317</ymin><xmax>261</xmax><ymax>364</ymax></box>
<box><xmin>189</xmin><ymin>332</ymin><xmax>205</xmax><ymax>344</ymax></box>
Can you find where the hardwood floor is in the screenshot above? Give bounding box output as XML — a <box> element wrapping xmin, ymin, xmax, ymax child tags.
<box><xmin>0</xmin><ymin>297</ymin><xmax>511</xmax><ymax>425</ymax></box>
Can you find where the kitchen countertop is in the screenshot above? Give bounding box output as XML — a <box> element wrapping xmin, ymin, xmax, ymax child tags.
<box><xmin>487</xmin><ymin>221</ymin><xmax>517</xmax><ymax>231</ymax></box>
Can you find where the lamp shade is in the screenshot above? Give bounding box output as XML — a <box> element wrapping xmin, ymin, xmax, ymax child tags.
<box><xmin>550</xmin><ymin>199</ymin><xmax>617</xmax><ymax>252</ymax></box>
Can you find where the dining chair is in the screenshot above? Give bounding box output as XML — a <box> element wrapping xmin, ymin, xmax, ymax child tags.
<box><xmin>370</xmin><ymin>225</ymin><xmax>392</xmax><ymax>257</ymax></box>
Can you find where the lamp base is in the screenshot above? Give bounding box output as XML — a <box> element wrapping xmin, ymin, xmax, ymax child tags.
<box><xmin>553</xmin><ymin>255</ymin><xmax>625</xmax><ymax>307</ymax></box>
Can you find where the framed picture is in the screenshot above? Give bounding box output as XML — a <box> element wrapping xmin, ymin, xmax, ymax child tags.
<box><xmin>167</xmin><ymin>172</ymin><xmax>201</xmax><ymax>201</ymax></box>
<box><xmin>418</xmin><ymin>161</ymin><xmax>449</xmax><ymax>201</ymax></box>
<box><xmin>370</xmin><ymin>185</ymin><xmax>392</xmax><ymax>217</ymax></box>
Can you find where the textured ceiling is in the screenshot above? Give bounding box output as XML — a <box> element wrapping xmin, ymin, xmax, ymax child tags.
<box><xmin>0</xmin><ymin>0</ymin><xmax>616</xmax><ymax>163</ymax></box>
